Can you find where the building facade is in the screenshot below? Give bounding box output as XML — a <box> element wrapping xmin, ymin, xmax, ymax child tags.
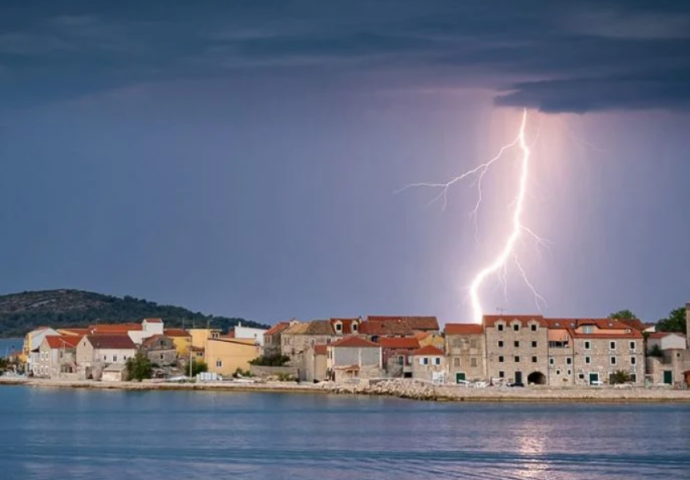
<box><xmin>444</xmin><ymin>324</ymin><xmax>485</xmax><ymax>383</ymax></box>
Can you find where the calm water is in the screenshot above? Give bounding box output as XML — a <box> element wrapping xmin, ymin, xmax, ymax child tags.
<box><xmin>1</xmin><ymin>338</ymin><xmax>22</xmax><ymax>357</ymax></box>
<box><xmin>0</xmin><ymin>387</ymin><xmax>688</xmax><ymax>480</ymax></box>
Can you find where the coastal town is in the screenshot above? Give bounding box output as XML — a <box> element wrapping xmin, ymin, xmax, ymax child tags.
<box><xmin>3</xmin><ymin>303</ymin><xmax>690</xmax><ymax>391</ymax></box>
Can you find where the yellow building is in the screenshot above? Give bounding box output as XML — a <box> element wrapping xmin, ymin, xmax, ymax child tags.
<box><xmin>188</xmin><ymin>328</ymin><xmax>222</xmax><ymax>351</ymax></box>
<box><xmin>205</xmin><ymin>338</ymin><xmax>260</xmax><ymax>377</ymax></box>
<box><xmin>164</xmin><ymin>328</ymin><xmax>193</xmax><ymax>356</ymax></box>
<box><xmin>416</xmin><ymin>331</ymin><xmax>445</xmax><ymax>350</ymax></box>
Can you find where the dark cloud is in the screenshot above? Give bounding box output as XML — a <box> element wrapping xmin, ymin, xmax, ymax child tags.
<box><xmin>0</xmin><ymin>0</ymin><xmax>689</xmax><ymax>112</ymax></box>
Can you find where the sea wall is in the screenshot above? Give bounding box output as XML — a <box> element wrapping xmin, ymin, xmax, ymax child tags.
<box><xmin>249</xmin><ymin>365</ymin><xmax>299</xmax><ymax>378</ymax></box>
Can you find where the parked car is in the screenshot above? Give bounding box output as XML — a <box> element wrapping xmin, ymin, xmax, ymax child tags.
<box><xmin>508</xmin><ymin>382</ymin><xmax>525</xmax><ymax>387</ymax></box>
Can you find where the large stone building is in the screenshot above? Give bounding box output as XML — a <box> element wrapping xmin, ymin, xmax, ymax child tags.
<box><xmin>483</xmin><ymin>315</ymin><xmax>549</xmax><ymax>385</ymax></box>
<box><xmin>75</xmin><ymin>335</ymin><xmax>137</xmax><ymax>380</ymax></box>
<box><xmin>327</xmin><ymin>336</ymin><xmax>382</xmax><ymax>382</ymax></box>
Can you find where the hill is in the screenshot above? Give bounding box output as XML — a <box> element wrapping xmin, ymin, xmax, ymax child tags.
<box><xmin>0</xmin><ymin>289</ymin><xmax>269</xmax><ymax>338</ymax></box>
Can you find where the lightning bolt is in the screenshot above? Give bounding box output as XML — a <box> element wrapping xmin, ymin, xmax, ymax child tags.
<box><xmin>399</xmin><ymin>108</ymin><xmax>546</xmax><ymax>324</ymax></box>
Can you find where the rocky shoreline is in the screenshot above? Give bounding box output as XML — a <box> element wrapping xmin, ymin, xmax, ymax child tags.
<box><xmin>2</xmin><ymin>376</ymin><xmax>690</xmax><ymax>403</ymax></box>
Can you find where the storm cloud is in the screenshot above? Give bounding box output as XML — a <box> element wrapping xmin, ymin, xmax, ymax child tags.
<box><xmin>1</xmin><ymin>0</ymin><xmax>688</xmax><ymax>112</ymax></box>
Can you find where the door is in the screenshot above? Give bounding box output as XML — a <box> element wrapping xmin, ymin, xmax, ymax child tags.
<box><xmin>515</xmin><ymin>371</ymin><xmax>523</xmax><ymax>384</ymax></box>
<box><xmin>589</xmin><ymin>373</ymin><xmax>599</xmax><ymax>385</ymax></box>
<box><xmin>456</xmin><ymin>372</ymin><xmax>466</xmax><ymax>383</ymax></box>
<box><xmin>663</xmin><ymin>370</ymin><xmax>673</xmax><ymax>385</ymax></box>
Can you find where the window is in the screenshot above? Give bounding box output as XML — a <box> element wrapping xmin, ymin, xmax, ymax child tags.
<box><xmin>216</xmin><ymin>359</ymin><xmax>222</xmax><ymax>367</ymax></box>
<box><xmin>103</xmin><ymin>355</ymin><xmax>107</xmax><ymax>361</ymax></box>
<box><xmin>352</xmin><ymin>323</ymin><xmax>358</xmax><ymax>332</ymax></box>
<box><xmin>499</xmin><ymin>371</ymin><xmax>505</xmax><ymax>378</ymax></box>
<box><xmin>629</xmin><ymin>341</ymin><xmax>636</xmax><ymax>351</ymax></box>
<box><xmin>335</xmin><ymin>323</ymin><xmax>342</xmax><ymax>332</ymax></box>
<box><xmin>578</xmin><ymin>373</ymin><xmax>585</xmax><ymax>380</ymax></box>
<box><xmin>556</xmin><ymin>369</ymin><xmax>561</xmax><ymax>375</ymax></box>
<box><xmin>514</xmin><ymin>356</ymin><xmax>520</xmax><ymax>363</ymax></box>
<box><xmin>398</xmin><ymin>356</ymin><xmax>405</xmax><ymax>365</ymax></box>
<box><xmin>610</xmin><ymin>356</ymin><xmax>617</xmax><ymax>365</ymax></box>
<box><xmin>566</xmin><ymin>357</ymin><xmax>572</xmax><ymax>365</ymax></box>
<box><xmin>583</xmin><ymin>325</ymin><xmax>593</xmax><ymax>334</ymax></box>
<box><xmin>421</xmin><ymin>358</ymin><xmax>429</xmax><ymax>366</ymax></box>
<box><xmin>454</xmin><ymin>357</ymin><xmax>460</xmax><ymax>367</ymax></box>
<box><xmin>609</xmin><ymin>341</ymin><xmax>617</xmax><ymax>350</ymax></box>
<box><xmin>160</xmin><ymin>354</ymin><xmax>164</xmax><ymax>360</ymax></box>
<box><xmin>630</xmin><ymin>374</ymin><xmax>637</xmax><ymax>383</ymax></box>
<box><xmin>513</xmin><ymin>324</ymin><xmax>520</xmax><ymax>332</ymax></box>
<box><xmin>531</xmin><ymin>324</ymin><xmax>537</xmax><ymax>332</ymax></box>
<box><xmin>498</xmin><ymin>324</ymin><xmax>504</xmax><ymax>332</ymax></box>
<box><xmin>434</xmin><ymin>357</ymin><xmax>441</xmax><ymax>366</ymax></box>
<box><xmin>498</xmin><ymin>341</ymin><xmax>504</xmax><ymax>348</ymax></box>
<box><xmin>498</xmin><ymin>356</ymin><xmax>504</xmax><ymax>363</ymax></box>
<box><xmin>631</xmin><ymin>356</ymin><xmax>636</xmax><ymax>365</ymax></box>
<box><xmin>531</xmin><ymin>356</ymin><xmax>537</xmax><ymax>363</ymax></box>
<box><xmin>585</xmin><ymin>356</ymin><xmax>591</xmax><ymax>364</ymax></box>
<box><xmin>567</xmin><ymin>369</ymin><xmax>572</xmax><ymax>375</ymax></box>
<box><xmin>584</xmin><ymin>341</ymin><xmax>591</xmax><ymax>350</ymax></box>
<box><xmin>549</xmin><ymin>357</ymin><xmax>554</xmax><ymax>366</ymax></box>
<box><xmin>471</xmin><ymin>358</ymin><xmax>477</xmax><ymax>367</ymax></box>
<box><xmin>514</xmin><ymin>341</ymin><xmax>520</xmax><ymax>348</ymax></box>
<box><xmin>531</xmin><ymin>341</ymin><xmax>537</xmax><ymax>348</ymax></box>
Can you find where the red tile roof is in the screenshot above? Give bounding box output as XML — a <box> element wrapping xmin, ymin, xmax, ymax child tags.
<box><xmin>89</xmin><ymin>323</ymin><xmax>143</xmax><ymax>333</ymax></box>
<box><xmin>265</xmin><ymin>322</ymin><xmax>291</xmax><ymax>336</ymax></box>
<box><xmin>330</xmin><ymin>318</ymin><xmax>360</xmax><ymax>334</ymax></box>
<box><xmin>378</xmin><ymin>337</ymin><xmax>420</xmax><ymax>350</ymax></box>
<box><xmin>164</xmin><ymin>328</ymin><xmax>191</xmax><ymax>338</ymax></box>
<box><xmin>59</xmin><ymin>328</ymin><xmax>91</xmax><ymax>336</ymax></box>
<box><xmin>45</xmin><ymin>335</ymin><xmax>81</xmax><ymax>349</ymax></box>
<box><xmin>330</xmin><ymin>336</ymin><xmax>380</xmax><ymax>348</ymax></box>
<box><xmin>367</xmin><ymin>316</ymin><xmax>439</xmax><ymax>331</ymax></box>
<box><xmin>143</xmin><ymin>318</ymin><xmax>163</xmax><ymax>323</ymax></box>
<box><xmin>86</xmin><ymin>335</ymin><xmax>137</xmax><ymax>350</ymax></box>
<box><xmin>412</xmin><ymin>345</ymin><xmax>445</xmax><ymax>356</ymax></box>
<box><xmin>483</xmin><ymin>315</ymin><xmax>547</xmax><ymax>327</ymax></box>
<box><xmin>314</xmin><ymin>344</ymin><xmax>328</xmax><ymax>355</ymax></box>
<box><xmin>445</xmin><ymin>323</ymin><xmax>484</xmax><ymax>335</ymax></box>
<box><xmin>141</xmin><ymin>334</ymin><xmax>165</xmax><ymax>348</ymax></box>
<box><xmin>359</xmin><ymin>319</ymin><xmax>414</xmax><ymax>336</ymax></box>
<box><xmin>648</xmin><ymin>332</ymin><xmax>680</xmax><ymax>339</ymax></box>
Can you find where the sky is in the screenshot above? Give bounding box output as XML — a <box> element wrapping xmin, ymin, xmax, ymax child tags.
<box><xmin>1</xmin><ymin>0</ymin><xmax>689</xmax><ymax>326</ymax></box>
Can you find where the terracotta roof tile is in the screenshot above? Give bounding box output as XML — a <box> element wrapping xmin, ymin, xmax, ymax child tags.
<box><xmin>45</xmin><ymin>335</ymin><xmax>81</xmax><ymax>349</ymax></box>
<box><xmin>143</xmin><ymin>318</ymin><xmax>163</xmax><ymax>323</ymax></box>
<box><xmin>330</xmin><ymin>336</ymin><xmax>380</xmax><ymax>348</ymax></box>
<box><xmin>367</xmin><ymin>316</ymin><xmax>439</xmax><ymax>331</ymax></box>
<box><xmin>314</xmin><ymin>344</ymin><xmax>328</xmax><ymax>355</ymax></box>
<box><xmin>164</xmin><ymin>328</ymin><xmax>191</xmax><ymax>337</ymax></box>
<box><xmin>359</xmin><ymin>319</ymin><xmax>414</xmax><ymax>336</ymax></box>
<box><xmin>86</xmin><ymin>335</ymin><xmax>137</xmax><ymax>350</ymax></box>
<box><xmin>412</xmin><ymin>345</ymin><xmax>445</xmax><ymax>356</ymax></box>
<box><xmin>483</xmin><ymin>315</ymin><xmax>547</xmax><ymax>327</ymax></box>
<box><xmin>378</xmin><ymin>337</ymin><xmax>420</xmax><ymax>349</ymax></box>
<box><xmin>444</xmin><ymin>323</ymin><xmax>484</xmax><ymax>335</ymax></box>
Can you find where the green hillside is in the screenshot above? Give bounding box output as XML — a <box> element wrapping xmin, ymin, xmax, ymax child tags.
<box><xmin>0</xmin><ymin>289</ymin><xmax>269</xmax><ymax>338</ymax></box>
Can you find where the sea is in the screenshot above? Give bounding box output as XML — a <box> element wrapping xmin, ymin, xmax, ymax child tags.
<box><xmin>0</xmin><ymin>387</ymin><xmax>688</xmax><ymax>480</ymax></box>
<box><xmin>0</xmin><ymin>337</ymin><xmax>22</xmax><ymax>357</ymax></box>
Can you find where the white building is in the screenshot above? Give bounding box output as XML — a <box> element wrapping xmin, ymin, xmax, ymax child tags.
<box><xmin>234</xmin><ymin>322</ymin><xmax>267</xmax><ymax>346</ymax></box>
<box><xmin>128</xmin><ymin>318</ymin><xmax>165</xmax><ymax>345</ymax></box>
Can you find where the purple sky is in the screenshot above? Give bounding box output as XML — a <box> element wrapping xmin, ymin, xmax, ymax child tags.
<box><xmin>1</xmin><ymin>1</ymin><xmax>689</xmax><ymax>325</ymax></box>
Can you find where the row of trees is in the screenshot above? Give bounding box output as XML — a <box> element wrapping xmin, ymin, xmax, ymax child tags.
<box><xmin>125</xmin><ymin>354</ymin><xmax>208</xmax><ymax>381</ymax></box>
<box><xmin>608</xmin><ymin>307</ymin><xmax>687</xmax><ymax>334</ymax></box>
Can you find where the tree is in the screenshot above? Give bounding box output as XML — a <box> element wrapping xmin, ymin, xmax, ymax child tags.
<box><xmin>126</xmin><ymin>353</ymin><xmax>153</xmax><ymax>381</ymax></box>
<box><xmin>656</xmin><ymin>307</ymin><xmax>687</xmax><ymax>334</ymax></box>
<box><xmin>608</xmin><ymin>310</ymin><xmax>637</xmax><ymax>320</ymax></box>
<box><xmin>648</xmin><ymin>344</ymin><xmax>663</xmax><ymax>358</ymax></box>
<box><xmin>190</xmin><ymin>359</ymin><xmax>208</xmax><ymax>377</ymax></box>
<box><xmin>249</xmin><ymin>353</ymin><xmax>290</xmax><ymax>367</ymax></box>
<box><xmin>609</xmin><ymin>370</ymin><xmax>632</xmax><ymax>385</ymax></box>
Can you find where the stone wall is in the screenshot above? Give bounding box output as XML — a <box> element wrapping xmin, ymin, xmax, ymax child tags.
<box><xmin>572</xmin><ymin>337</ymin><xmax>643</xmax><ymax>386</ymax></box>
<box><xmin>249</xmin><ymin>365</ymin><xmax>299</xmax><ymax>378</ymax></box>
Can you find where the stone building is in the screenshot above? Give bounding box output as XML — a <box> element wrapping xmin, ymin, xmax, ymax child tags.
<box><xmin>262</xmin><ymin>321</ymin><xmax>292</xmax><ymax>356</ymax></box>
<box><xmin>139</xmin><ymin>335</ymin><xmax>178</xmax><ymax>366</ymax></box>
<box><xmin>544</xmin><ymin>319</ymin><xmax>576</xmax><ymax>386</ymax></box>
<box><xmin>378</xmin><ymin>336</ymin><xmax>420</xmax><ymax>378</ymax></box>
<box><xmin>646</xmin><ymin>329</ymin><xmax>690</xmax><ymax>386</ymax></box>
<box><xmin>34</xmin><ymin>335</ymin><xmax>81</xmax><ymax>378</ymax></box>
<box><xmin>365</xmin><ymin>316</ymin><xmax>439</xmax><ymax>335</ymax></box>
<box><xmin>410</xmin><ymin>345</ymin><xmax>447</xmax><ymax>382</ymax></box>
<box><xmin>483</xmin><ymin>315</ymin><xmax>549</xmax><ymax>385</ymax></box>
<box><xmin>567</xmin><ymin>319</ymin><xmax>644</xmax><ymax>386</ymax></box>
<box><xmin>303</xmin><ymin>344</ymin><xmax>328</xmax><ymax>382</ymax></box>
<box><xmin>281</xmin><ymin>318</ymin><xmax>361</xmax><ymax>360</ymax></box>
<box><xmin>75</xmin><ymin>335</ymin><xmax>137</xmax><ymax>380</ymax></box>
<box><xmin>327</xmin><ymin>336</ymin><xmax>382</xmax><ymax>382</ymax></box>
<box><xmin>444</xmin><ymin>323</ymin><xmax>485</xmax><ymax>383</ymax></box>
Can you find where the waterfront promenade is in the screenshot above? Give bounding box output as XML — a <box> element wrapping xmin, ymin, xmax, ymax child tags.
<box><xmin>3</xmin><ymin>376</ymin><xmax>690</xmax><ymax>403</ymax></box>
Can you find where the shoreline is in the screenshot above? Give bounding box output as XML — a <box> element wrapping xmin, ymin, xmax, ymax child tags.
<box><xmin>3</xmin><ymin>377</ymin><xmax>690</xmax><ymax>403</ymax></box>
